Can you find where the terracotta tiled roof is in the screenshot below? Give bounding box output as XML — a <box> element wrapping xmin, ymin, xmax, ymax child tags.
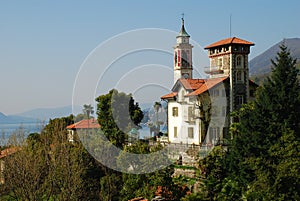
<box><xmin>186</xmin><ymin>76</ymin><xmax>229</xmax><ymax>96</ymax></box>
<box><xmin>205</xmin><ymin>37</ymin><xmax>254</xmax><ymax>49</ymax></box>
<box><xmin>161</xmin><ymin>77</ymin><xmax>229</xmax><ymax>99</ymax></box>
<box><xmin>179</xmin><ymin>78</ymin><xmax>205</xmax><ymax>90</ymax></box>
<box><xmin>161</xmin><ymin>92</ymin><xmax>178</xmax><ymax>99</ymax></box>
<box><xmin>66</xmin><ymin>118</ymin><xmax>100</xmax><ymax>129</ymax></box>
<box><xmin>161</xmin><ymin>79</ymin><xmax>205</xmax><ymax>99</ymax></box>
<box><xmin>0</xmin><ymin>147</ymin><xmax>20</xmax><ymax>159</ymax></box>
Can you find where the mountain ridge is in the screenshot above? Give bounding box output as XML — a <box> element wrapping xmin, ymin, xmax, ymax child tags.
<box><xmin>250</xmin><ymin>38</ymin><xmax>300</xmax><ymax>75</ymax></box>
<box><xmin>14</xmin><ymin>105</ymin><xmax>82</xmax><ymax>120</ymax></box>
<box><xmin>0</xmin><ymin>112</ymin><xmax>38</xmax><ymax>124</ymax></box>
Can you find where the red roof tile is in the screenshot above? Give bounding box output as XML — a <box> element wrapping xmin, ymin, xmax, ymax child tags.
<box><xmin>205</xmin><ymin>37</ymin><xmax>254</xmax><ymax>49</ymax></box>
<box><xmin>161</xmin><ymin>77</ymin><xmax>230</xmax><ymax>99</ymax></box>
<box><xmin>0</xmin><ymin>147</ymin><xmax>20</xmax><ymax>159</ymax></box>
<box><xmin>186</xmin><ymin>76</ymin><xmax>229</xmax><ymax>96</ymax></box>
<box><xmin>179</xmin><ymin>78</ymin><xmax>205</xmax><ymax>90</ymax></box>
<box><xmin>161</xmin><ymin>79</ymin><xmax>206</xmax><ymax>99</ymax></box>
<box><xmin>66</xmin><ymin>118</ymin><xmax>100</xmax><ymax>129</ymax></box>
<box><xmin>161</xmin><ymin>92</ymin><xmax>178</xmax><ymax>99</ymax></box>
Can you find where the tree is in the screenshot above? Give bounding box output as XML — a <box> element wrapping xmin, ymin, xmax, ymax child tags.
<box><xmin>2</xmin><ymin>131</ymin><xmax>52</xmax><ymax>200</ymax></box>
<box><xmin>153</xmin><ymin>101</ymin><xmax>162</xmax><ymax>137</ymax></box>
<box><xmin>195</xmin><ymin>92</ymin><xmax>212</xmax><ymax>143</ymax></box>
<box><xmin>226</xmin><ymin>44</ymin><xmax>300</xmax><ymax>200</ymax></box>
<box><xmin>196</xmin><ymin>146</ymin><xmax>229</xmax><ymax>201</ymax></box>
<box><xmin>2</xmin><ymin>115</ymin><xmax>102</xmax><ymax>201</ymax></box>
<box><xmin>96</xmin><ymin>89</ymin><xmax>143</xmax><ymax>148</ymax></box>
<box><xmin>118</xmin><ymin>142</ymin><xmax>184</xmax><ymax>201</ymax></box>
<box><xmin>41</xmin><ymin>115</ymin><xmax>101</xmax><ymax>200</ymax></box>
<box><xmin>83</xmin><ymin>104</ymin><xmax>94</xmax><ymax>119</ymax></box>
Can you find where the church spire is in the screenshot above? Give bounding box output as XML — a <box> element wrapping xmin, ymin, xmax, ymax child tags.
<box><xmin>173</xmin><ymin>17</ymin><xmax>193</xmax><ymax>83</ymax></box>
<box><xmin>177</xmin><ymin>17</ymin><xmax>190</xmax><ymax>38</ymax></box>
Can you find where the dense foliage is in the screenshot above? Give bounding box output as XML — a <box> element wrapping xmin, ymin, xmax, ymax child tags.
<box><xmin>1</xmin><ymin>46</ymin><xmax>299</xmax><ymax>200</ymax></box>
<box><xmin>183</xmin><ymin>44</ymin><xmax>300</xmax><ymax>200</ymax></box>
<box><xmin>96</xmin><ymin>89</ymin><xmax>144</xmax><ymax>148</ymax></box>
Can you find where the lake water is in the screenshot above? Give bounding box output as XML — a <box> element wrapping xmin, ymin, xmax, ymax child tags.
<box><xmin>0</xmin><ymin>123</ymin><xmax>43</xmax><ymax>145</ymax></box>
<box><xmin>138</xmin><ymin>125</ymin><xmax>167</xmax><ymax>139</ymax></box>
<box><xmin>0</xmin><ymin>123</ymin><xmax>166</xmax><ymax>145</ymax></box>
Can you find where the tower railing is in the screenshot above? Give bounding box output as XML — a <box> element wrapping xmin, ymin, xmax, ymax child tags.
<box><xmin>204</xmin><ymin>66</ymin><xmax>224</xmax><ymax>75</ymax></box>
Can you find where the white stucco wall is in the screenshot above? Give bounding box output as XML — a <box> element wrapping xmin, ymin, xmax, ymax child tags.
<box><xmin>167</xmin><ymin>87</ymin><xmax>201</xmax><ymax>145</ymax></box>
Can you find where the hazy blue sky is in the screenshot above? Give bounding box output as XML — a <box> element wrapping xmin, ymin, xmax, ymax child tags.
<box><xmin>0</xmin><ymin>0</ymin><xmax>299</xmax><ymax>115</ymax></box>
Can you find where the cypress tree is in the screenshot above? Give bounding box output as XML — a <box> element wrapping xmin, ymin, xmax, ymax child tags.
<box><xmin>227</xmin><ymin>43</ymin><xmax>300</xmax><ymax>200</ymax></box>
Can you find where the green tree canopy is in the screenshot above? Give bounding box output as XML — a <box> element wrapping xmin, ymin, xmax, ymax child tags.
<box><xmin>96</xmin><ymin>89</ymin><xmax>143</xmax><ymax>148</ymax></box>
<box><xmin>227</xmin><ymin>44</ymin><xmax>300</xmax><ymax>200</ymax></box>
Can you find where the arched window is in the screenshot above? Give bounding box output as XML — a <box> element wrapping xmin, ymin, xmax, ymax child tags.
<box><xmin>181</xmin><ymin>50</ymin><xmax>189</xmax><ymax>67</ymax></box>
<box><xmin>236</xmin><ymin>56</ymin><xmax>242</xmax><ymax>67</ymax></box>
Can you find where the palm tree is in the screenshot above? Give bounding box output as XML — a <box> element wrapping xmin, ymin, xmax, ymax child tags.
<box><xmin>153</xmin><ymin>101</ymin><xmax>162</xmax><ymax>137</ymax></box>
<box><xmin>82</xmin><ymin>104</ymin><xmax>94</xmax><ymax>138</ymax></box>
<box><xmin>82</xmin><ymin>104</ymin><xmax>94</xmax><ymax>120</ymax></box>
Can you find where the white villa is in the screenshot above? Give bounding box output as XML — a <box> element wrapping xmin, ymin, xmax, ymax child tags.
<box><xmin>161</xmin><ymin>19</ymin><xmax>257</xmax><ymax>146</ymax></box>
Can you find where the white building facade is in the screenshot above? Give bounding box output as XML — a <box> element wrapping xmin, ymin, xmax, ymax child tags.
<box><xmin>161</xmin><ymin>19</ymin><xmax>256</xmax><ymax>146</ymax></box>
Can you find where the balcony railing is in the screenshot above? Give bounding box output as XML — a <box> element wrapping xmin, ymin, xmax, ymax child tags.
<box><xmin>204</xmin><ymin>66</ymin><xmax>224</xmax><ymax>75</ymax></box>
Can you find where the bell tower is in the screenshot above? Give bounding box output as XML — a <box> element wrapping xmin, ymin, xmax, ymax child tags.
<box><xmin>204</xmin><ymin>37</ymin><xmax>254</xmax><ymax>116</ymax></box>
<box><xmin>173</xmin><ymin>18</ymin><xmax>193</xmax><ymax>83</ymax></box>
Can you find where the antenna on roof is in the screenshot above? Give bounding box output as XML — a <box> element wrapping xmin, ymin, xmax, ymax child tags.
<box><xmin>229</xmin><ymin>14</ymin><xmax>232</xmax><ymax>38</ymax></box>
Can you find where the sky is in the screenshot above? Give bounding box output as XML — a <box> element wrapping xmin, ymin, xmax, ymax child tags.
<box><xmin>0</xmin><ymin>0</ymin><xmax>299</xmax><ymax>115</ymax></box>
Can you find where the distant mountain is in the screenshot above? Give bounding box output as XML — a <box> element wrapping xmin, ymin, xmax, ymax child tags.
<box><xmin>0</xmin><ymin>112</ymin><xmax>37</xmax><ymax>124</ymax></box>
<box><xmin>14</xmin><ymin>105</ymin><xmax>82</xmax><ymax>121</ymax></box>
<box><xmin>250</xmin><ymin>38</ymin><xmax>300</xmax><ymax>76</ymax></box>
<box><xmin>0</xmin><ymin>112</ymin><xmax>6</xmax><ymax>119</ymax></box>
<box><xmin>139</xmin><ymin>103</ymin><xmax>154</xmax><ymax>110</ymax></box>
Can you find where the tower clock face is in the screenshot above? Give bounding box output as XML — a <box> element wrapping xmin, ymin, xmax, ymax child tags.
<box><xmin>182</xmin><ymin>73</ymin><xmax>189</xmax><ymax>78</ymax></box>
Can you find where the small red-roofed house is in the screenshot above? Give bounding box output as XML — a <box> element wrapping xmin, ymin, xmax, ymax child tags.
<box><xmin>161</xmin><ymin>20</ymin><xmax>257</xmax><ymax>146</ymax></box>
<box><xmin>66</xmin><ymin>118</ymin><xmax>100</xmax><ymax>142</ymax></box>
<box><xmin>0</xmin><ymin>147</ymin><xmax>20</xmax><ymax>184</ymax></box>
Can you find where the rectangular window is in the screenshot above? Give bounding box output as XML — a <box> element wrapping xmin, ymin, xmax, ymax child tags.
<box><xmin>237</xmin><ymin>95</ymin><xmax>244</xmax><ymax>106</ymax></box>
<box><xmin>174</xmin><ymin>127</ymin><xmax>177</xmax><ymax>138</ymax></box>
<box><xmin>172</xmin><ymin>107</ymin><xmax>178</xmax><ymax>117</ymax></box>
<box><xmin>188</xmin><ymin>127</ymin><xmax>194</xmax><ymax>138</ymax></box>
<box><xmin>188</xmin><ymin>106</ymin><xmax>194</xmax><ymax>120</ymax></box>
<box><xmin>218</xmin><ymin>58</ymin><xmax>223</xmax><ymax>67</ymax></box>
<box><xmin>209</xmin><ymin>127</ymin><xmax>220</xmax><ymax>145</ymax></box>
<box><xmin>236</xmin><ymin>71</ymin><xmax>243</xmax><ymax>82</ymax></box>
